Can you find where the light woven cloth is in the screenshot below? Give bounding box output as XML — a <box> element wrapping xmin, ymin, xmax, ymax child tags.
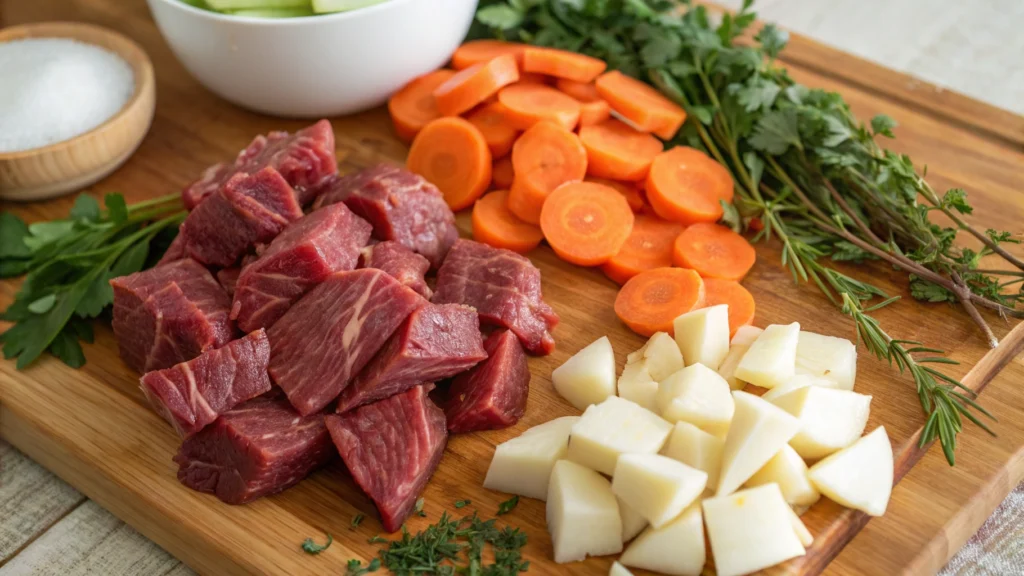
<box><xmin>940</xmin><ymin>482</ymin><xmax>1024</xmax><ymax>575</ymax></box>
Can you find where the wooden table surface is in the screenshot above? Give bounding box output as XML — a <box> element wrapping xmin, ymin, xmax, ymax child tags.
<box><xmin>1</xmin><ymin>1</ymin><xmax>1022</xmax><ymax>575</ymax></box>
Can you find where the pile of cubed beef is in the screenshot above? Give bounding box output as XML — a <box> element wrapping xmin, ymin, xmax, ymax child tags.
<box><xmin>109</xmin><ymin>121</ymin><xmax>558</xmax><ymax>531</ymax></box>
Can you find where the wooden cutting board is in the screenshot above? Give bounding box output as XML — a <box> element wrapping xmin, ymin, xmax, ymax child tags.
<box><xmin>2</xmin><ymin>1</ymin><xmax>1024</xmax><ymax>575</ymax></box>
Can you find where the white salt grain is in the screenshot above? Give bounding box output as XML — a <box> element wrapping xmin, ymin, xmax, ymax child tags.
<box><xmin>0</xmin><ymin>38</ymin><xmax>135</xmax><ymax>153</ymax></box>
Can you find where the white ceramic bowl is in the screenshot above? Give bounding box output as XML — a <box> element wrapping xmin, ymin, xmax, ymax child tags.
<box><xmin>146</xmin><ymin>0</ymin><xmax>477</xmax><ymax>117</ymax></box>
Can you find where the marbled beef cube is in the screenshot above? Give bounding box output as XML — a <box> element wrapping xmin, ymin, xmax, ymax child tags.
<box><xmin>443</xmin><ymin>330</ymin><xmax>529</xmax><ymax>433</ymax></box>
<box><xmin>358</xmin><ymin>240</ymin><xmax>432</xmax><ymax>299</ymax></box>
<box><xmin>174</xmin><ymin>394</ymin><xmax>334</xmax><ymax>504</ymax></box>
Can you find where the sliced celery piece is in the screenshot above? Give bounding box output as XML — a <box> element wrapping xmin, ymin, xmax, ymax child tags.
<box><xmin>311</xmin><ymin>0</ymin><xmax>388</xmax><ymax>14</ymax></box>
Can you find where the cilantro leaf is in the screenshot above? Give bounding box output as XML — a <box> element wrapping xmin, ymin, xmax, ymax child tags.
<box><xmin>985</xmin><ymin>229</ymin><xmax>1020</xmax><ymax>244</ymax></box>
<box><xmin>0</xmin><ymin>212</ymin><xmax>31</xmax><ymax>259</ymax></box>
<box><xmin>346</xmin><ymin>558</ymin><xmax>380</xmax><ymax>575</ymax></box>
<box><xmin>640</xmin><ymin>33</ymin><xmax>681</xmax><ymax>68</ymax></box>
<box><xmin>497</xmin><ymin>496</ymin><xmax>519</xmax><ymax>515</ymax></box>
<box><xmin>302</xmin><ymin>533</ymin><xmax>332</xmax><ymax>554</ymax></box>
<box><xmin>476</xmin><ymin>4</ymin><xmax>524</xmax><ymax>30</ymax></box>
<box><xmin>748</xmin><ymin>108</ymin><xmax>802</xmax><ymax>155</ymax></box>
<box><xmin>49</xmin><ymin>327</ymin><xmax>86</xmax><ymax>368</ymax></box>
<box><xmin>735</xmin><ymin>77</ymin><xmax>780</xmax><ymax>112</ymax></box>
<box><xmin>755</xmin><ymin>23</ymin><xmax>788</xmax><ymax>59</ymax></box>
<box><xmin>24</xmin><ymin>221</ymin><xmax>75</xmax><ymax>251</ymax></box>
<box><xmin>871</xmin><ymin>114</ymin><xmax>897</xmax><ymax>138</ymax></box>
<box><xmin>70</xmin><ymin>194</ymin><xmax>101</xmax><ymax>222</ymax></box>
<box><xmin>455</xmin><ymin>499</ymin><xmax>471</xmax><ymax>509</ymax></box>
<box><xmin>821</xmin><ymin>114</ymin><xmax>852</xmax><ymax>147</ymax></box>
<box><xmin>105</xmin><ymin>193</ymin><xmax>129</xmax><ymax>224</ymax></box>
<box><xmin>941</xmin><ymin>188</ymin><xmax>973</xmax><ymax>215</ymax></box>
<box><xmin>28</xmin><ymin>294</ymin><xmax>57</xmax><ymax>314</ymax></box>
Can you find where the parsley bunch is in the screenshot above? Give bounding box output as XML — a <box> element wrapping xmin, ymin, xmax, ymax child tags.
<box><xmin>474</xmin><ymin>0</ymin><xmax>1023</xmax><ymax>464</ymax></box>
<box><xmin>1</xmin><ymin>193</ymin><xmax>185</xmax><ymax>369</ymax></box>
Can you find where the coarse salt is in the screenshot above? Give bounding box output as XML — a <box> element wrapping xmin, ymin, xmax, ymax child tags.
<box><xmin>0</xmin><ymin>38</ymin><xmax>135</xmax><ymax>153</ymax></box>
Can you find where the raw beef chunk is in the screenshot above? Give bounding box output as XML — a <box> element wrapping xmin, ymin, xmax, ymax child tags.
<box><xmin>140</xmin><ymin>329</ymin><xmax>270</xmax><ymax>437</ymax></box>
<box><xmin>157</xmin><ymin>233</ymin><xmax>186</xmax><ymax>266</ymax></box>
<box><xmin>217</xmin><ymin>268</ymin><xmax>240</xmax><ymax>297</ymax></box>
<box><xmin>314</xmin><ymin>164</ymin><xmax>458</xmax><ymax>269</ymax></box>
<box><xmin>180</xmin><ymin>167</ymin><xmax>304</xmax><ymax>267</ymax></box>
<box><xmin>325</xmin><ymin>385</ymin><xmax>447</xmax><ymax>532</ymax></box>
<box><xmin>431</xmin><ymin>239</ymin><xmax>558</xmax><ymax>355</ymax></box>
<box><xmin>359</xmin><ymin>241</ymin><xmax>432</xmax><ymax>299</ymax></box>
<box><xmin>231</xmin><ymin>204</ymin><xmax>372</xmax><ymax>333</ymax></box>
<box><xmin>174</xmin><ymin>394</ymin><xmax>334</xmax><ymax>504</ymax></box>
<box><xmin>111</xmin><ymin>259</ymin><xmax>235</xmax><ymax>373</ymax></box>
<box><xmin>336</xmin><ymin>303</ymin><xmax>487</xmax><ymax>413</ymax></box>
<box><xmin>184</xmin><ymin>120</ymin><xmax>337</xmax><ymax>209</ymax></box>
<box><xmin>268</xmin><ymin>269</ymin><xmax>425</xmax><ymax>415</ymax></box>
<box><xmin>443</xmin><ymin>330</ymin><xmax>529</xmax><ymax>433</ymax></box>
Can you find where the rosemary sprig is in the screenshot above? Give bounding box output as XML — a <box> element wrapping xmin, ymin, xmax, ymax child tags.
<box><xmin>474</xmin><ymin>0</ymin><xmax>1022</xmax><ymax>464</ymax></box>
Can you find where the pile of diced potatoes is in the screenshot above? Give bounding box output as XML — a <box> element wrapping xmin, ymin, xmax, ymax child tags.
<box><xmin>483</xmin><ymin>304</ymin><xmax>894</xmax><ymax>576</ymax></box>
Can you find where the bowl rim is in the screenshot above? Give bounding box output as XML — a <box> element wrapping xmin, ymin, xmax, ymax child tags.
<box><xmin>149</xmin><ymin>0</ymin><xmax>417</xmax><ymax>26</ymax></box>
<box><xmin>0</xmin><ymin>22</ymin><xmax>155</xmax><ymax>161</ymax></box>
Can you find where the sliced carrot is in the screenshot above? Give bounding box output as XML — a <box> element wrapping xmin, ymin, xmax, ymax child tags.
<box><xmin>472</xmin><ymin>190</ymin><xmax>545</xmax><ymax>253</ymax></box>
<box><xmin>673</xmin><ymin>222</ymin><xmax>756</xmax><ymax>281</ymax></box>
<box><xmin>491</xmin><ymin>156</ymin><xmax>514</xmax><ymax>189</ymax></box>
<box><xmin>497</xmin><ymin>83</ymin><xmax>581</xmax><ymax>131</ymax></box>
<box><xmin>433</xmin><ymin>54</ymin><xmax>520</xmax><ymax>117</ymax></box>
<box><xmin>539</xmin><ymin>181</ymin><xmax>634</xmax><ymax>267</ymax></box>
<box><xmin>466</xmin><ymin>102</ymin><xmax>519</xmax><ymax>158</ymax></box>
<box><xmin>595</xmin><ymin>70</ymin><xmax>687</xmax><ymax>139</ymax></box>
<box><xmin>518</xmin><ymin>72</ymin><xmax>549</xmax><ymax>85</ymax></box>
<box><xmin>388</xmin><ymin>69</ymin><xmax>456</xmax><ymax>143</ymax></box>
<box><xmin>555</xmin><ymin>79</ymin><xmax>601</xmax><ymax>102</ymax></box>
<box><xmin>614</xmin><ymin>268</ymin><xmax>705</xmax><ymax>337</ymax></box>
<box><xmin>407</xmin><ymin>117</ymin><xmax>492</xmax><ymax>211</ymax></box>
<box><xmin>585</xmin><ymin>177</ymin><xmax>644</xmax><ymax>212</ymax></box>
<box><xmin>645</xmin><ymin>146</ymin><xmax>733</xmax><ymax>224</ymax></box>
<box><xmin>578</xmin><ymin>100</ymin><xmax>611</xmax><ymax>126</ymax></box>
<box><xmin>521</xmin><ymin>46</ymin><xmax>607</xmax><ymax>83</ymax></box>
<box><xmin>507</xmin><ymin>121</ymin><xmax>587</xmax><ymax>224</ymax></box>
<box><xmin>703</xmin><ymin>278</ymin><xmax>756</xmax><ymax>337</ymax></box>
<box><xmin>451</xmin><ymin>40</ymin><xmax>526</xmax><ymax>69</ymax></box>
<box><xmin>579</xmin><ymin>119</ymin><xmax>663</xmax><ymax>181</ymax></box>
<box><xmin>601</xmin><ymin>215</ymin><xmax>684</xmax><ymax>285</ymax></box>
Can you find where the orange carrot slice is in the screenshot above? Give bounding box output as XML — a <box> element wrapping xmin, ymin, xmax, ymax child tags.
<box><xmin>451</xmin><ymin>40</ymin><xmax>526</xmax><ymax>69</ymax></box>
<box><xmin>466</xmin><ymin>102</ymin><xmax>519</xmax><ymax>158</ymax></box>
<box><xmin>491</xmin><ymin>155</ymin><xmax>514</xmax><ymax>189</ymax></box>
<box><xmin>407</xmin><ymin>117</ymin><xmax>492</xmax><ymax>211</ymax></box>
<box><xmin>518</xmin><ymin>72</ymin><xmax>549</xmax><ymax>85</ymax></box>
<box><xmin>497</xmin><ymin>83</ymin><xmax>581</xmax><ymax>131</ymax></box>
<box><xmin>646</xmin><ymin>146</ymin><xmax>734</xmax><ymax>224</ymax></box>
<box><xmin>472</xmin><ymin>190</ymin><xmax>545</xmax><ymax>253</ymax></box>
<box><xmin>614</xmin><ymin>268</ymin><xmax>705</xmax><ymax>337</ymax></box>
<box><xmin>539</xmin><ymin>181</ymin><xmax>635</xmax><ymax>267</ymax></box>
<box><xmin>703</xmin><ymin>278</ymin><xmax>756</xmax><ymax>337</ymax></box>
<box><xmin>673</xmin><ymin>222</ymin><xmax>756</xmax><ymax>281</ymax></box>
<box><xmin>595</xmin><ymin>70</ymin><xmax>687</xmax><ymax>139</ymax></box>
<box><xmin>507</xmin><ymin>121</ymin><xmax>587</xmax><ymax>224</ymax></box>
<box><xmin>586</xmin><ymin>177</ymin><xmax>645</xmax><ymax>213</ymax></box>
<box><xmin>388</xmin><ymin>69</ymin><xmax>456</xmax><ymax>143</ymax></box>
<box><xmin>579</xmin><ymin>119</ymin><xmax>663</xmax><ymax>181</ymax></box>
<box><xmin>601</xmin><ymin>215</ymin><xmax>684</xmax><ymax>285</ymax></box>
<box><xmin>553</xmin><ymin>78</ymin><xmax>609</xmax><ymax>126</ymax></box>
<box><xmin>555</xmin><ymin>79</ymin><xmax>601</xmax><ymax>101</ymax></box>
<box><xmin>521</xmin><ymin>46</ymin><xmax>607</xmax><ymax>83</ymax></box>
<box><xmin>434</xmin><ymin>54</ymin><xmax>520</xmax><ymax>117</ymax></box>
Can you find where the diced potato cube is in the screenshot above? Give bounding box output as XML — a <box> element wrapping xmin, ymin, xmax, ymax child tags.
<box><xmin>552</xmin><ymin>336</ymin><xmax>616</xmax><ymax>410</ymax></box>
<box><xmin>634</xmin><ymin>331</ymin><xmax>685</xmax><ymax>381</ymax></box>
<box><xmin>661</xmin><ymin>421</ymin><xmax>724</xmax><ymax>488</ymax></box>
<box><xmin>760</xmin><ymin>374</ymin><xmax>835</xmax><ymax>402</ymax></box>
<box><xmin>795</xmin><ymin>331</ymin><xmax>857</xmax><ymax>390</ymax></box>
<box><xmin>612</xmin><ymin>453</ymin><xmax>708</xmax><ymax>528</ymax></box>
<box><xmin>609</xmin><ymin>561</ymin><xmax>634</xmax><ymax>576</ymax></box>
<box><xmin>788</xmin><ymin>506</ymin><xmax>814</xmax><ymax>547</ymax></box>
<box><xmin>717</xmin><ymin>391</ymin><xmax>801</xmax><ymax>496</ymax></box>
<box><xmin>674</xmin><ymin>304</ymin><xmax>731</xmax><ymax>370</ymax></box>
<box><xmin>702</xmin><ymin>484</ymin><xmax>806</xmax><ymax>576</ymax></box>
<box><xmin>771</xmin><ymin>386</ymin><xmax>872</xmax><ymax>459</ymax></box>
<box><xmin>617</xmin><ymin>496</ymin><xmax>648</xmax><ymax>542</ymax></box>
<box><xmin>617</xmin><ymin>361</ymin><xmax>658</xmax><ymax>412</ymax></box>
<box><xmin>656</xmin><ymin>363</ymin><xmax>734</xmax><ymax>437</ymax></box>
<box><xmin>718</xmin><ymin>325</ymin><xmax>764</xmax><ymax>390</ymax></box>
<box><xmin>735</xmin><ymin>322</ymin><xmax>800</xmax><ymax>389</ymax></box>
<box><xmin>744</xmin><ymin>444</ymin><xmax>820</xmax><ymax>507</ymax></box>
<box><xmin>547</xmin><ymin>459</ymin><xmax>623</xmax><ymax>563</ymax></box>
<box><xmin>568</xmin><ymin>396</ymin><xmax>673</xmax><ymax>475</ymax></box>
<box><xmin>808</xmin><ymin>426</ymin><xmax>893</xmax><ymax>516</ymax></box>
<box><xmin>620</xmin><ymin>504</ymin><xmax>705</xmax><ymax>576</ymax></box>
<box><xmin>483</xmin><ymin>416</ymin><xmax>579</xmax><ymax>500</ymax></box>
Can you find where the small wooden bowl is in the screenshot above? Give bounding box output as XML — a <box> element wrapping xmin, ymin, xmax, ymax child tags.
<box><xmin>0</xmin><ymin>22</ymin><xmax>156</xmax><ymax>201</ymax></box>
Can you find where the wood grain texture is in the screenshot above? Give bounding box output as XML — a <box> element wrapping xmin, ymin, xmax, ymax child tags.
<box><xmin>0</xmin><ymin>22</ymin><xmax>156</xmax><ymax>201</ymax></box>
<box><xmin>1</xmin><ymin>1</ymin><xmax>1023</xmax><ymax>575</ymax></box>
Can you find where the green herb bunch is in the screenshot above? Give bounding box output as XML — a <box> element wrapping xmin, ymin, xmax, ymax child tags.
<box><xmin>473</xmin><ymin>0</ymin><xmax>1023</xmax><ymax>464</ymax></box>
<box><xmin>1</xmin><ymin>193</ymin><xmax>185</xmax><ymax>369</ymax></box>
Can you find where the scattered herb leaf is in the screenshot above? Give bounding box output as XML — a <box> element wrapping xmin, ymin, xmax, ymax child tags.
<box><xmin>497</xmin><ymin>496</ymin><xmax>519</xmax><ymax>516</ymax></box>
<box><xmin>346</xmin><ymin>558</ymin><xmax>381</xmax><ymax>575</ymax></box>
<box><xmin>454</xmin><ymin>499</ymin><xmax>471</xmax><ymax>509</ymax></box>
<box><xmin>301</xmin><ymin>533</ymin><xmax>332</xmax><ymax>555</ymax></box>
<box><xmin>351</xmin><ymin>514</ymin><xmax>365</xmax><ymax>529</ymax></box>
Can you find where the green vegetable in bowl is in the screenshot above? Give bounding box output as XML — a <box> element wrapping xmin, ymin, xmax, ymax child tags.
<box><xmin>181</xmin><ymin>0</ymin><xmax>389</xmax><ymax>17</ymax></box>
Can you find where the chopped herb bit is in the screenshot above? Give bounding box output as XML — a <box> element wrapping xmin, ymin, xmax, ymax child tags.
<box><xmin>301</xmin><ymin>533</ymin><xmax>332</xmax><ymax>554</ymax></box>
<box><xmin>351</xmin><ymin>514</ymin><xmax>365</xmax><ymax>529</ymax></box>
<box><xmin>346</xmin><ymin>557</ymin><xmax>381</xmax><ymax>575</ymax></box>
<box><xmin>368</xmin><ymin>535</ymin><xmax>388</xmax><ymax>544</ymax></box>
<box><xmin>414</xmin><ymin>497</ymin><xmax>426</xmax><ymax>517</ymax></box>
<box><xmin>497</xmin><ymin>496</ymin><xmax>519</xmax><ymax>516</ymax></box>
<box><xmin>454</xmin><ymin>499</ymin><xmax>471</xmax><ymax>509</ymax></box>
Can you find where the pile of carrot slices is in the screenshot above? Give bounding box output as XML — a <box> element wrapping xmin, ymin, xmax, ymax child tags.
<box><xmin>388</xmin><ymin>39</ymin><xmax>760</xmax><ymax>338</ymax></box>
